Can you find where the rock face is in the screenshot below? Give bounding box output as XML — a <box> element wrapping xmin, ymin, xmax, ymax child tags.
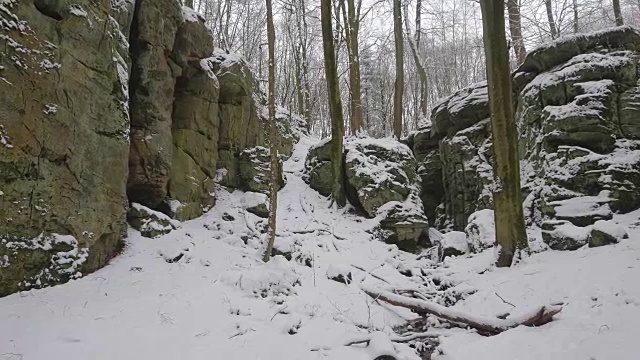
<box><xmin>305</xmin><ymin>137</ymin><xmax>429</xmax><ymax>251</ymax></box>
<box><xmin>0</xmin><ymin>1</ymin><xmax>302</xmax><ymax>297</ymax></box>
<box><xmin>411</xmin><ymin>82</ymin><xmax>493</xmax><ymax>231</ymax></box>
<box><xmin>0</xmin><ymin>0</ymin><xmax>131</xmax><ymax>296</ymax></box>
<box><xmin>516</xmin><ymin>27</ymin><xmax>640</xmax><ymax>249</ymax></box>
<box><xmin>127</xmin><ymin>0</ymin><xmax>182</xmax><ymax>208</ymax></box>
<box><xmin>165</xmin><ymin>11</ymin><xmax>219</xmax><ymax>221</ymax></box>
<box><xmin>410</xmin><ymin>26</ymin><xmax>640</xmax><ymax>251</ymax></box>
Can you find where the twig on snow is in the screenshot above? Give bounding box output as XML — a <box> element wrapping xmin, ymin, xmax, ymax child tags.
<box><xmin>495</xmin><ymin>292</ymin><xmax>516</xmax><ymax>308</ymax></box>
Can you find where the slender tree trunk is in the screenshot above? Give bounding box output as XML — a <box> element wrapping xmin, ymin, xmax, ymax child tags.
<box><xmin>346</xmin><ymin>0</ymin><xmax>364</xmax><ymax>135</ymax></box>
<box><xmin>573</xmin><ymin>0</ymin><xmax>579</xmax><ymax>32</ymax></box>
<box><xmin>321</xmin><ymin>0</ymin><xmax>347</xmax><ymax>207</ymax></box>
<box><xmin>405</xmin><ymin>0</ymin><xmax>428</xmax><ymax>118</ymax></box>
<box><xmin>393</xmin><ymin>0</ymin><xmax>404</xmax><ymax>139</ymax></box>
<box><xmin>300</xmin><ymin>0</ymin><xmax>313</xmax><ymax>131</ymax></box>
<box><xmin>545</xmin><ymin>0</ymin><xmax>558</xmax><ymax>39</ymax></box>
<box><xmin>506</xmin><ymin>0</ymin><xmax>527</xmax><ymax>65</ymax></box>
<box><xmin>613</xmin><ymin>0</ymin><xmax>624</xmax><ymax>25</ymax></box>
<box><xmin>479</xmin><ymin>0</ymin><xmax>528</xmax><ymax>267</ymax></box>
<box><xmin>297</xmin><ymin>0</ymin><xmax>313</xmax><ymax>131</ymax></box>
<box><xmin>263</xmin><ymin>0</ymin><xmax>279</xmax><ymax>262</ymax></box>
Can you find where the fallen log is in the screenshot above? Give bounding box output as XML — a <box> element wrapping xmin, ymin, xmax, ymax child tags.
<box><xmin>362</xmin><ymin>285</ymin><xmax>562</xmax><ymax>335</ymax></box>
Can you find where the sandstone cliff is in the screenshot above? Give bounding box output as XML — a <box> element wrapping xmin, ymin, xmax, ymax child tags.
<box><xmin>0</xmin><ymin>0</ymin><xmax>299</xmax><ymax>296</ymax></box>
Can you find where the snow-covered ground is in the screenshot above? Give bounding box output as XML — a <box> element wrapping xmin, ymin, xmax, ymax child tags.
<box><xmin>1</xmin><ymin>137</ymin><xmax>639</xmax><ymax>360</ymax></box>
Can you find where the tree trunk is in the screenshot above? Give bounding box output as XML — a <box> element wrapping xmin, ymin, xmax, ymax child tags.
<box><xmin>321</xmin><ymin>0</ymin><xmax>347</xmax><ymax>207</ymax></box>
<box><xmin>392</xmin><ymin>0</ymin><xmax>404</xmax><ymax>139</ymax></box>
<box><xmin>480</xmin><ymin>0</ymin><xmax>528</xmax><ymax>267</ymax></box>
<box><xmin>346</xmin><ymin>0</ymin><xmax>364</xmax><ymax>135</ymax></box>
<box><xmin>405</xmin><ymin>0</ymin><xmax>428</xmax><ymax>119</ymax></box>
<box><xmin>298</xmin><ymin>0</ymin><xmax>313</xmax><ymax>131</ymax></box>
<box><xmin>545</xmin><ymin>0</ymin><xmax>557</xmax><ymax>39</ymax></box>
<box><xmin>613</xmin><ymin>0</ymin><xmax>624</xmax><ymax>26</ymax></box>
<box><xmin>263</xmin><ymin>0</ymin><xmax>279</xmax><ymax>262</ymax></box>
<box><xmin>573</xmin><ymin>0</ymin><xmax>579</xmax><ymax>33</ymax></box>
<box><xmin>506</xmin><ymin>0</ymin><xmax>527</xmax><ymax>65</ymax></box>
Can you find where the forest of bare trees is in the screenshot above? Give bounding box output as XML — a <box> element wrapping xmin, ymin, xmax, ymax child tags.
<box><xmin>188</xmin><ymin>0</ymin><xmax>636</xmax><ymax>136</ymax></box>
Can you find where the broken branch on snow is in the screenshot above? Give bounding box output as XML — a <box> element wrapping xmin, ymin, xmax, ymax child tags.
<box><xmin>361</xmin><ymin>285</ymin><xmax>562</xmax><ymax>335</ymax></box>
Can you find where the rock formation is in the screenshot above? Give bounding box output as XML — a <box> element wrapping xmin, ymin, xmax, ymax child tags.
<box><xmin>305</xmin><ymin>137</ymin><xmax>430</xmax><ymax>251</ymax></box>
<box><xmin>0</xmin><ymin>0</ymin><xmax>300</xmax><ymax>297</ymax></box>
<box><xmin>410</xmin><ymin>26</ymin><xmax>640</xmax><ymax>252</ymax></box>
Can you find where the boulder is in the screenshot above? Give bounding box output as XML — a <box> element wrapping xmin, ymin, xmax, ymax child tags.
<box><xmin>439</xmin><ymin>231</ymin><xmax>469</xmax><ymax>258</ymax></box>
<box><xmin>128</xmin><ymin>203</ymin><xmax>179</xmax><ymax>238</ymax></box>
<box><xmin>326</xmin><ymin>264</ymin><xmax>352</xmax><ymax>284</ymax></box>
<box><xmin>465</xmin><ymin>209</ymin><xmax>495</xmax><ymax>253</ymax></box>
<box><xmin>344</xmin><ymin>137</ymin><xmax>418</xmax><ymax>217</ymax></box>
<box><xmin>304</xmin><ymin>138</ymin><xmax>334</xmax><ymax>197</ymax></box>
<box><xmin>377</xmin><ymin>199</ymin><xmax>431</xmax><ymax>252</ymax></box>
<box><xmin>306</xmin><ymin>136</ymin><xmax>430</xmax><ymax>251</ymax></box>
<box><xmin>542</xmin><ymin>220</ymin><xmax>590</xmax><ymax>250</ymax></box>
<box><xmin>241</xmin><ymin>192</ymin><xmax>270</xmax><ymax>219</ymax></box>
<box><xmin>588</xmin><ymin>220</ymin><xmax>628</xmax><ymax>247</ymax></box>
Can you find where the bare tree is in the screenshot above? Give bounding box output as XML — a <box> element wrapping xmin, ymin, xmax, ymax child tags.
<box><xmin>613</xmin><ymin>0</ymin><xmax>624</xmax><ymax>25</ymax></box>
<box><xmin>506</xmin><ymin>0</ymin><xmax>527</xmax><ymax>64</ymax></box>
<box><xmin>321</xmin><ymin>0</ymin><xmax>347</xmax><ymax>207</ymax></box>
<box><xmin>545</xmin><ymin>0</ymin><xmax>558</xmax><ymax>39</ymax></box>
<box><xmin>405</xmin><ymin>0</ymin><xmax>429</xmax><ymax>118</ymax></box>
<box><xmin>263</xmin><ymin>0</ymin><xmax>279</xmax><ymax>262</ymax></box>
<box><xmin>572</xmin><ymin>0</ymin><xmax>579</xmax><ymax>32</ymax></box>
<box><xmin>480</xmin><ymin>0</ymin><xmax>528</xmax><ymax>267</ymax></box>
<box><xmin>342</xmin><ymin>0</ymin><xmax>364</xmax><ymax>135</ymax></box>
<box><xmin>393</xmin><ymin>0</ymin><xmax>404</xmax><ymax>139</ymax></box>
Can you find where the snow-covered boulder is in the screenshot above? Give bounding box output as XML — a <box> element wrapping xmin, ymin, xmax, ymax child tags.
<box><xmin>305</xmin><ymin>136</ymin><xmax>430</xmax><ymax>251</ymax></box>
<box><xmin>241</xmin><ymin>192</ymin><xmax>270</xmax><ymax>219</ymax></box>
<box><xmin>542</xmin><ymin>220</ymin><xmax>590</xmax><ymax>250</ymax></box>
<box><xmin>344</xmin><ymin>137</ymin><xmax>419</xmax><ymax>217</ymax></box>
<box><xmin>306</xmin><ymin>136</ymin><xmax>419</xmax><ymax>217</ymax></box>
<box><xmin>326</xmin><ymin>264</ymin><xmax>352</xmax><ymax>284</ymax></box>
<box><xmin>377</xmin><ymin>199</ymin><xmax>431</xmax><ymax>252</ymax></box>
<box><xmin>303</xmin><ymin>137</ymin><xmax>334</xmax><ymax>197</ymax></box>
<box><xmin>128</xmin><ymin>203</ymin><xmax>179</xmax><ymax>238</ymax></box>
<box><xmin>439</xmin><ymin>231</ymin><xmax>470</xmax><ymax>258</ymax></box>
<box><xmin>588</xmin><ymin>220</ymin><xmax>628</xmax><ymax>247</ymax></box>
<box><xmin>465</xmin><ymin>209</ymin><xmax>495</xmax><ymax>253</ymax></box>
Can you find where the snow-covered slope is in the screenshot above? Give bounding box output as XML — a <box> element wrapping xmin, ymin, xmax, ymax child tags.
<box><xmin>1</xmin><ymin>138</ymin><xmax>639</xmax><ymax>360</ymax></box>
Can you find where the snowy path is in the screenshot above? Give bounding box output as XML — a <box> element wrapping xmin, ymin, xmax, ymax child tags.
<box><xmin>1</xmin><ymin>137</ymin><xmax>639</xmax><ymax>360</ymax></box>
